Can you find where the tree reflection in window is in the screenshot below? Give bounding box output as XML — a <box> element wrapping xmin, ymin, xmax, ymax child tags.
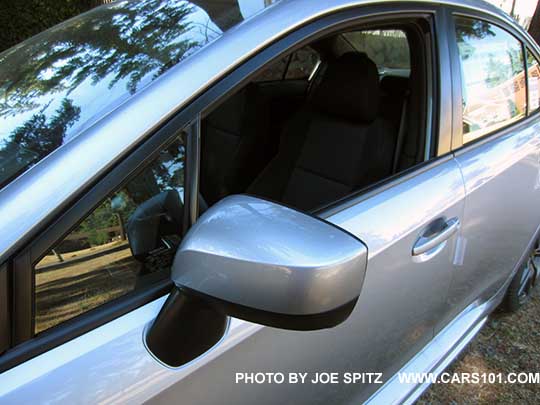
<box><xmin>455</xmin><ymin>17</ymin><xmax>526</xmax><ymax>143</ymax></box>
<box><xmin>0</xmin><ymin>0</ymin><xmax>266</xmax><ymax>190</ymax></box>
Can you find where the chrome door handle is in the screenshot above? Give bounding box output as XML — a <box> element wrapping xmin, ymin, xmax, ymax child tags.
<box><xmin>412</xmin><ymin>217</ymin><xmax>460</xmax><ymax>256</ymax></box>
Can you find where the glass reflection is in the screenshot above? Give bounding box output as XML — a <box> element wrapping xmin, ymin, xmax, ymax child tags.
<box><xmin>527</xmin><ymin>50</ymin><xmax>540</xmax><ymax>113</ymax></box>
<box><xmin>0</xmin><ymin>0</ymin><xmax>277</xmax><ymax>190</ymax></box>
<box><xmin>34</xmin><ymin>136</ymin><xmax>185</xmax><ymax>333</ymax></box>
<box><xmin>455</xmin><ymin>17</ymin><xmax>526</xmax><ymax>144</ymax></box>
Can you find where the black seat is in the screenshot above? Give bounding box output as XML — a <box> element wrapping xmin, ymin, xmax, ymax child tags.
<box><xmin>379</xmin><ymin>75</ymin><xmax>410</xmax><ymax>130</ymax></box>
<box><xmin>200</xmin><ymin>84</ymin><xmax>275</xmax><ymax>205</ymax></box>
<box><xmin>248</xmin><ymin>52</ymin><xmax>396</xmax><ymax>211</ymax></box>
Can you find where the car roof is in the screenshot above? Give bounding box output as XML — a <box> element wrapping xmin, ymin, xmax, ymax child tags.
<box><xmin>0</xmin><ymin>0</ymin><xmax>531</xmax><ymax>260</ymax></box>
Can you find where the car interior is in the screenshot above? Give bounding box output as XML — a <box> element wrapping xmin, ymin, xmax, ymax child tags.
<box><xmin>200</xmin><ymin>21</ymin><xmax>431</xmax><ymax>213</ymax></box>
<box><xmin>32</xmin><ymin>20</ymin><xmax>433</xmax><ymax>335</ymax></box>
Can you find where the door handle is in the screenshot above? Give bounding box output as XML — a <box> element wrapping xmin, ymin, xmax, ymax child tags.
<box><xmin>412</xmin><ymin>217</ymin><xmax>460</xmax><ymax>256</ymax></box>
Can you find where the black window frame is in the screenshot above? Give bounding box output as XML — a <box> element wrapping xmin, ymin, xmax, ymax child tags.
<box><xmin>525</xmin><ymin>46</ymin><xmax>540</xmax><ymax>116</ymax></box>
<box><xmin>446</xmin><ymin>7</ymin><xmax>539</xmax><ymax>151</ymax></box>
<box><xmin>1</xmin><ymin>2</ymin><xmax>446</xmax><ymax>373</ymax></box>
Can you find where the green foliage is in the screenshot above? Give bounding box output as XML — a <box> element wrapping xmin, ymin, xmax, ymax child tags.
<box><xmin>455</xmin><ymin>18</ymin><xmax>495</xmax><ymax>61</ymax></box>
<box><xmin>0</xmin><ymin>0</ymin><xmax>104</xmax><ymax>53</ymax></box>
<box><xmin>0</xmin><ymin>98</ymin><xmax>80</xmax><ymax>187</ymax></box>
<box><xmin>0</xmin><ymin>0</ymin><xmax>199</xmax><ymax>118</ymax></box>
<box><xmin>0</xmin><ymin>1</ymin><xmax>198</xmax><ymax>190</ymax></box>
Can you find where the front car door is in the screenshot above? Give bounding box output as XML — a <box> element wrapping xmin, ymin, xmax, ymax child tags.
<box><xmin>0</xmin><ymin>2</ymin><xmax>463</xmax><ymax>405</ymax></box>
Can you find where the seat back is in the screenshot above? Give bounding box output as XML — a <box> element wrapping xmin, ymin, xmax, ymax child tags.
<box><xmin>248</xmin><ymin>53</ymin><xmax>396</xmax><ymax>211</ymax></box>
<box><xmin>200</xmin><ymin>84</ymin><xmax>273</xmax><ymax>205</ymax></box>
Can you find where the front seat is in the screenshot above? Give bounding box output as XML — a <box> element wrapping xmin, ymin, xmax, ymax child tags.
<box><xmin>247</xmin><ymin>52</ymin><xmax>396</xmax><ymax>211</ymax></box>
<box><xmin>200</xmin><ymin>83</ymin><xmax>274</xmax><ymax>205</ymax></box>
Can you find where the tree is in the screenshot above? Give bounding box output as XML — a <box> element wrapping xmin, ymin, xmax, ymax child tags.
<box><xmin>190</xmin><ymin>0</ymin><xmax>242</xmax><ymax>32</ymax></box>
<box><xmin>0</xmin><ymin>0</ymin><xmax>205</xmax><ymax>118</ymax></box>
<box><xmin>0</xmin><ymin>98</ymin><xmax>80</xmax><ymax>188</ymax></box>
<box><xmin>0</xmin><ymin>1</ymin><xmax>111</xmax><ymax>52</ymax></box>
<box><xmin>530</xmin><ymin>0</ymin><xmax>540</xmax><ymax>45</ymax></box>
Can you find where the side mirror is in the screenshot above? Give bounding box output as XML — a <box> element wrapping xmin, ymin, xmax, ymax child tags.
<box><xmin>146</xmin><ymin>195</ymin><xmax>367</xmax><ymax>366</ymax></box>
<box><xmin>127</xmin><ymin>190</ymin><xmax>183</xmax><ymax>260</ymax></box>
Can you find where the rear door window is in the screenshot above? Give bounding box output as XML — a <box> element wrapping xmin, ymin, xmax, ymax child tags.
<box><xmin>527</xmin><ymin>49</ymin><xmax>540</xmax><ymax>114</ymax></box>
<box><xmin>454</xmin><ymin>17</ymin><xmax>526</xmax><ymax>144</ymax></box>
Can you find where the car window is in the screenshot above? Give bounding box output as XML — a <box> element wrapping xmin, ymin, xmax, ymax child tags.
<box><xmin>527</xmin><ymin>49</ymin><xmax>540</xmax><ymax>113</ymax></box>
<box><xmin>254</xmin><ymin>56</ymin><xmax>288</xmax><ymax>81</ymax></box>
<box><xmin>254</xmin><ymin>46</ymin><xmax>320</xmax><ymax>82</ymax></box>
<box><xmin>454</xmin><ymin>17</ymin><xmax>526</xmax><ymax>144</ymax></box>
<box><xmin>285</xmin><ymin>47</ymin><xmax>320</xmax><ymax>80</ymax></box>
<box><xmin>0</xmin><ymin>0</ymin><xmax>277</xmax><ymax>192</ymax></box>
<box><xmin>34</xmin><ymin>135</ymin><xmax>185</xmax><ymax>334</ymax></box>
<box><xmin>342</xmin><ymin>30</ymin><xmax>411</xmax><ymax>77</ymax></box>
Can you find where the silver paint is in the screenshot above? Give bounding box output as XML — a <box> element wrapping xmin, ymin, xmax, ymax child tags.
<box><xmin>172</xmin><ymin>195</ymin><xmax>367</xmax><ymax>315</ymax></box>
<box><xmin>440</xmin><ymin>115</ymin><xmax>540</xmax><ymax>331</ymax></box>
<box><xmin>1</xmin><ymin>0</ymin><xmax>539</xmax><ymax>404</ymax></box>
<box><xmin>0</xmin><ymin>0</ymin><xmax>526</xmax><ymax>262</ymax></box>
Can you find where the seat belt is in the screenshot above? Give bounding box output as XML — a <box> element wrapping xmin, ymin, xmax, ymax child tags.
<box><xmin>392</xmin><ymin>91</ymin><xmax>410</xmax><ymax>174</ymax></box>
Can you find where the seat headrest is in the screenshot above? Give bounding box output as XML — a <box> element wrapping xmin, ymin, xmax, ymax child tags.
<box><xmin>380</xmin><ymin>75</ymin><xmax>410</xmax><ymax>96</ymax></box>
<box><xmin>311</xmin><ymin>52</ymin><xmax>380</xmax><ymax>122</ymax></box>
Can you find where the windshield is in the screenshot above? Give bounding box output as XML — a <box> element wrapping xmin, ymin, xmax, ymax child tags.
<box><xmin>0</xmin><ymin>0</ymin><xmax>276</xmax><ymax>190</ymax></box>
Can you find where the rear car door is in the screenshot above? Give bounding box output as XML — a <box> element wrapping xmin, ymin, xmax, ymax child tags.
<box><xmin>440</xmin><ymin>9</ymin><xmax>540</xmax><ymax>329</ymax></box>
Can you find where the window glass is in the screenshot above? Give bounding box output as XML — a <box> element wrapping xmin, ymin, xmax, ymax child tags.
<box><xmin>0</xmin><ymin>0</ymin><xmax>281</xmax><ymax>191</ymax></box>
<box><xmin>455</xmin><ymin>17</ymin><xmax>526</xmax><ymax>144</ymax></box>
<box><xmin>34</xmin><ymin>135</ymin><xmax>185</xmax><ymax>333</ymax></box>
<box><xmin>527</xmin><ymin>49</ymin><xmax>540</xmax><ymax>113</ymax></box>
<box><xmin>254</xmin><ymin>56</ymin><xmax>288</xmax><ymax>82</ymax></box>
<box><xmin>343</xmin><ymin>30</ymin><xmax>410</xmax><ymax>77</ymax></box>
<box><xmin>285</xmin><ymin>47</ymin><xmax>320</xmax><ymax>80</ymax></box>
<box><xmin>254</xmin><ymin>47</ymin><xmax>320</xmax><ymax>82</ymax></box>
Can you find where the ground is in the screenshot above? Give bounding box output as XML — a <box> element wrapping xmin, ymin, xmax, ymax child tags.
<box><xmin>418</xmin><ymin>287</ymin><xmax>540</xmax><ymax>404</ymax></box>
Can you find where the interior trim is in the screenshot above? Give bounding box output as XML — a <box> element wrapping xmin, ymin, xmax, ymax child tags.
<box><xmin>0</xmin><ymin>264</ymin><xmax>9</xmax><ymax>354</ymax></box>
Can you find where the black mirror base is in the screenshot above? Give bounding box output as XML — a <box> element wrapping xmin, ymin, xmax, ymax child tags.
<box><xmin>145</xmin><ymin>287</ymin><xmax>228</xmax><ymax>367</ymax></box>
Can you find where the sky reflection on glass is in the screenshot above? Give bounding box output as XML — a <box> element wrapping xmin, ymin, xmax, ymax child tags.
<box><xmin>0</xmin><ymin>0</ymin><xmax>272</xmax><ymax>190</ymax></box>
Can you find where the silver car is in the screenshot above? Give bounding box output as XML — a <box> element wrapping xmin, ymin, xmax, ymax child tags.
<box><xmin>0</xmin><ymin>0</ymin><xmax>539</xmax><ymax>403</ymax></box>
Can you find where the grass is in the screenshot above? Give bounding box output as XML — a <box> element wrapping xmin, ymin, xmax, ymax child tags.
<box><xmin>34</xmin><ymin>246</ymin><xmax>139</xmax><ymax>333</ymax></box>
<box><xmin>418</xmin><ymin>287</ymin><xmax>540</xmax><ymax>404</ymax></box>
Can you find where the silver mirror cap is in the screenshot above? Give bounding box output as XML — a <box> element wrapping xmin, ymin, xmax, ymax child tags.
<box><xmin>171</xmin><ymin>195</ymin><xmax>367</xmax><ymax>330</ymax></box>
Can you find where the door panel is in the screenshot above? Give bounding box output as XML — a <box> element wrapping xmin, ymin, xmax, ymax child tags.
<box><xmin>443</xmin><ymin>117</ymin><xmax>540</xmax><ymax>328</ymax></box>
<box><xmin>0</xmin><ymin>159</ymin><xmax>465</xmax><ymax>404</ymax></box>
<box><xmin>155</xmin><ymin>158</ymin><xmax>465</xmax><ymax>403</ymax></box>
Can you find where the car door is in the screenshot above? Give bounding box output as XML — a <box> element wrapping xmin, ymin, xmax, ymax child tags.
<box><xmin>0</xmin><ymin>4</ymin><xmax>461</xmax><ymax>405</ymax></box>
<box><xmin>438</xmin><ymin>10</ymin><xmax>540</xmax><ymax>330</ymax></box>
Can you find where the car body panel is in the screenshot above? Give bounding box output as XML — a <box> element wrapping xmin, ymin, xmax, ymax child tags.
<box><xmin>1</xmin><ymin>0</ymin><xmax>539</xmax><ymax>404</ymax></box>
<box><xmin>0</xmin><ymin>157</ymin><xmax>465</xmax><ymax>404</ymax></box>
<box><xmin>441</xmin><ymin>115</ymin><xmax>540</xmax><ymax>330</ymax></box>
<box><xmin>0</xmin><ymin>0</ymin><xmax>523</xmax><ymax>262</ymax></box>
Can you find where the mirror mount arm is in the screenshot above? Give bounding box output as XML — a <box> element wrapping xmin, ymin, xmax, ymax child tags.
<box><xmin>146</xmin><ymin>287</ymin><xmax>228</xmax><ymax>368</ymax></box>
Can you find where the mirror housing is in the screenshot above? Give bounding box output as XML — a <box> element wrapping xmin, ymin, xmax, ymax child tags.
<box><xmin>173</xmin><ymin>195</ymin><xmax>367</xmax><ymax>330</ymax></box>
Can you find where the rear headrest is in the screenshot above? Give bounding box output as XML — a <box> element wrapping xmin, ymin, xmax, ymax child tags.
<box><xmin>311</xmin><ymin>52</ymin><xmax>380</xmax><ymax>122</ymax></box>
<box><xmin>380</xmin><ymin>75</ymin><xmax>410</xmax><ymax>96</ymax></box>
